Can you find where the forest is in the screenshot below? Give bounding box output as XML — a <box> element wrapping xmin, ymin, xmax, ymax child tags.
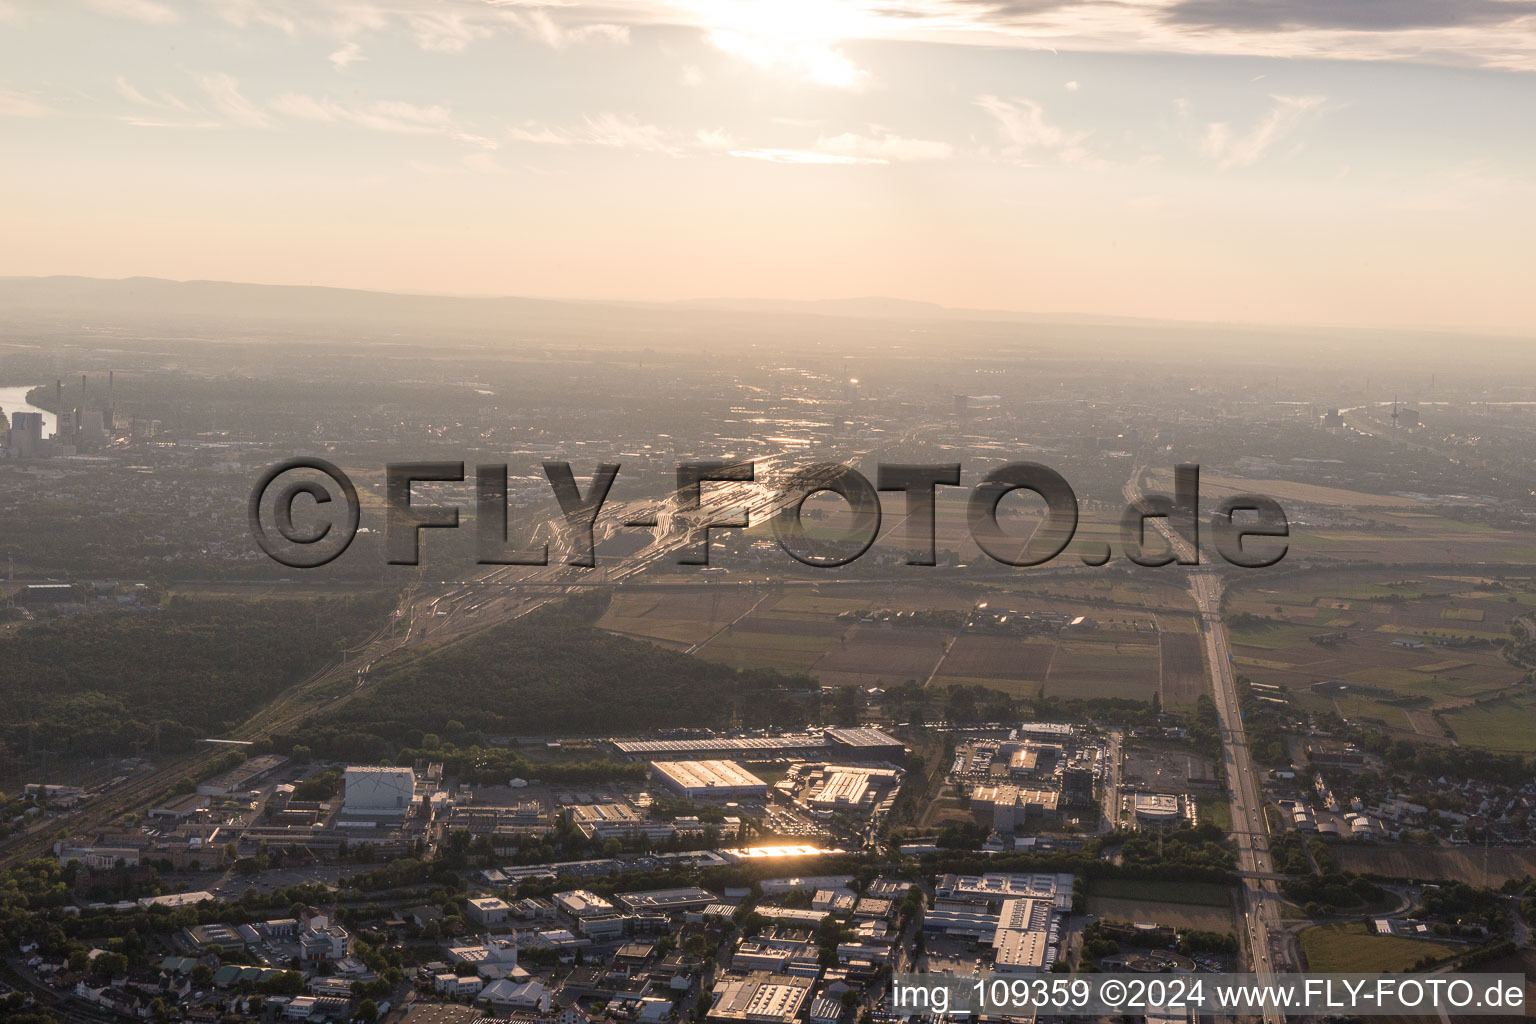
<box><xmin>0</xmin><ymin>592</ymin><xmax>395</xmax><ymax>775</ymax></box>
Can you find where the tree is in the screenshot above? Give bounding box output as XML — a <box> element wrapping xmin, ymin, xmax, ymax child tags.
<box><xmin>357</xmin><ymin>999</ymin><xmax>379</xmax><ymax>1024</ymax></box>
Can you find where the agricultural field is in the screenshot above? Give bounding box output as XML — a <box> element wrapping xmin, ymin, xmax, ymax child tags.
<box><xmin>1333</xmin><ymin>844</ymin><xmax>1536</xmax><ymax>886</ymax></box>
<box><xmin>1149</xmin><ymin>470</ymin><xmax>1536</xmax><ymax>566</ymax></box>
<box><xmin>1042</xmin><ymin>631</ymin><xmax>1162</xmax><ymax>702</ymax></box>
<box><xmin>1298</xmin><ymin>921</ymin><xmax>1461</xmax><ymax>973</ymax></box>
<box><xmin>597</xmin><ymin>587</ymin><xmax>768</xmax><ymax>649</ymax></box>
<box><xmin>1158</xmin><ymin>618</ymin><xmax>1208</xmax><ymax>708</ymax></box>
<box><xmin>602</xmin><ymin>576</ymin><xmax>1204</xmax><ymax>707</ymax></box>
<box><xmin>928</xmin><ymin>634</ymin><xmax>1055</xmax><ymax>697</ymax></box>
<box><xmin>1222</xmin><ymin>569</ymin><xmax>1530</xmax><ymax>746</ymax></box>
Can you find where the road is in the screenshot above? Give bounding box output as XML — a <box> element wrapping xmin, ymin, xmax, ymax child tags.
<box><xmin>1124</xmin><ymin>466</ymin><xmax>1289</xmax><ymax>1022</ymax></box>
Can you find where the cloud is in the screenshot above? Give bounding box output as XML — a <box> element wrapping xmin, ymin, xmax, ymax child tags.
<box><xmin>1199</xmin><ymin>94</ymin><xmax>1330</xmax><ymax>169</ymax></box>
<box><xmin>695</xmin><ymin>127</ymin><xmax>737</xmax><ymax>150</ymax></box>
<box><xmin>172</xmin><ymin>0</ymin><xmax>1536</xmax><ymax>72</ymax></box>
<box><xmin>406</xmin><ymin>10</ymin><xmax>496</xmax><ymax>51</ymax></box>
<box><xmin>816</xmin><ymin>130</ymin><xmax>955</xmax><ymax>161</ymax></box>
<box><xmin>1163</xmin><ymin>0</ymin><xmax>1536</xmax><ymax>31</ymax></box>
<box><xmin>115</xmin><ymin>75</ymin><xmax>191</xmax><ymax>111</ymax></box>
<box><xmin>975</xmin><ymin>94</ymin><xmax>1102</xmax><ymax>166</ymax></box>
<box><xmin>729</xmin><ymin>148</ymin><xmax>867</xmax><ymax>164</ymax></box>
<box><xmin>271</xmin><ymin>92</ymin><xmax>497</xmax><ymax>147</ymax></box>
<box><xmin>504</xmin><ymin>9</ymin><xmax>630</xmax><ymax>48</ymax></box>
<box><xmin>0</xmin><ymin>90</ymin><xmax>50</xmax><ymax>118</ymax></box>
<box><xmin>85</xmin><ymin>0</ymin><xmax>177</xmax><ymax>24</ymax></box>
<box><xmin>1064</xmin><ymin>80</ymin><xmax>1080</xmax><ymax>91</ymax></box>
<box><xmin>668</xmin><ymin>0</ymin><xmax>1536</xmax><ymax>72</ymax></box>
<box><xmin>194</xmin><ymin>72</ymin><xmax>274</xmax><ymax>128</ymax></box>
<box><xmin>118</xmin><ymin>115</ymin><xmax>219</xmax><ymax>129</ymax></box>
<box><xmin>114</xmin><ymin>76</ymin><xmax>157</xmax><ymax>107</ymax></box>
<box><xmin>577</xmin><ymin>112</ymin><xmax>679</xmax><ymax>154</ymax></box>
<box><xmin>328</xmin><ymin>41</ymin><xmax>366</xmax><ymax>69</ymax></box>
<box><xmin>506</xmin><ymin>113</ymin><xmax>683</xmax><ymax>154</ymax></box>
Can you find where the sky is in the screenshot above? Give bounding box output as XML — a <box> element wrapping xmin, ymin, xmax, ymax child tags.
<box><xmin>1</xmin><ymin>0</ymin><xmax>1534</xmax><ymax>333</ymax></box>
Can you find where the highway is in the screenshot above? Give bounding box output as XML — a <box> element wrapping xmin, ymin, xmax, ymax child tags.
<box><xmin>1124</xmin><ymin>466</ymin><xmax>1288</xmax><ymax>1023</ymax></box>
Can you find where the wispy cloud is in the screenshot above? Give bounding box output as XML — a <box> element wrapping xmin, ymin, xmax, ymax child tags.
<box><xmin>194</xmin><ymin>72</ymin><xmax>273</xmax><ymax>128</ymax></box>
<box><xmin>816</xmin><ymin>130</ymin><xmax>954</xmax><ymax>162</ymax></box>
<box><xmin>975</xmin><ymin>94</ymin><xmax>1101</xmax><ymax>167</ymax></box>
<box><xmin>115</xmin><ymin>75</ymin><xmax>191</xmax><ymax>111</ymax></box>
<box><xmin>86</xmin><ymin>0</ymin><xmax>177</xmax><ymax>24</ymax></box>
<box><xmin>205</xmin><ymin>0</ymin><xmax>627</xmax><ymax>54</ymax></box>
<box><xmin>271</xmin><ymin>92</ymin><xmax>497</xmax><ymax>147</ymax></box>
<box><xmin>0</xmin><ymin>89</ymin><xmax>50</xmax><ymax>118</ymax></box>
<box><xmin>729</xmin><ymin>148</ymin><xmax>867</xmax><ymax>164</ymax></box>
<box><xmin>507</xmin><ymin>113</ymin><xmax>683</xmax><ymax>155</ymax></box>
<box><xmin>504</xmin><ymin>9</ymin><xmax>630</xmax><ymax>49</ymax></box>
<box><xmin>1199</xmin><ymin>94</ymin><xmax>1330</xmax><ymax>169</ymax></box>
<box><xmin>328</xmin><ymin>41</ymin><xmax>365</xmax><ymax>69</ymax></box>
<box><xmin>118</xmin><ymin>115</ymin><xmax>219</xmax><ymax>129</ymax></box>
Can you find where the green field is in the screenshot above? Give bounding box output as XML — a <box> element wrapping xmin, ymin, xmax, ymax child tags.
<box><xmin>1441</xmin><ymin>696</ymin><xmax>1536</xmax><ymax>753</ymax></box>
<box><xmin>1299</xmin><ymin>921</ymin><xmax>1461</xmax><ymax>972</ymax></box>
<box><xmin>1197</xmin><ymin>795</ymin><xmax>1233</xmax><ymax>832</ymax></box>
<box><xmin>1090</xmin><ymin>878</ymin><xmax>1234</xmax><ymax>907</ymax></box>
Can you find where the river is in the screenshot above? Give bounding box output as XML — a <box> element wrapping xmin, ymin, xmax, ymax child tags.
<box><xmin>0</xmin><ymin>384</ymin><xmax>56</xmax><ymax>436</ymax></box>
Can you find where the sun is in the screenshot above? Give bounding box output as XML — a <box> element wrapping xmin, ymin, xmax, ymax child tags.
<box><xmin>681</xmin><ymin>0</ymin><xmax>875</xmax><ymax>88</ymax></box>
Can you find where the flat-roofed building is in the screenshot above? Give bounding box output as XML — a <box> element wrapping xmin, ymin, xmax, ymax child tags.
<box><xmin>553</xmin><ymin>890</ymin><xmax>615</xmax><ymax>919</ymax></box>
<box><xmin>466</xmin><ymin>897</ymin><xmax>511</xmax><ymax>926</ymax></box>
<box><xmin>991</xmin><ymin>897</ymin><xmax>1056</xmax><ymax>974</ymax></box>
<box><xmin>1132</xmin><ymin>792</ymin><xmax>1187</xmax><ymax>827</ymax></box>
<box><xmin>707</xmin><ymin>972</ymin><xmax>814</xmax><ymax>1024</ymax></box>
<box><xmin>197</xmin><ymin>754</ymin><xmax>289</xmax><ymax>797</ymax></box>
<box><xmin>651</xmin><ymin>761</ymin><xmax>767</xmax><ymax>801</ymax></box>
<box><xmin>615</xmin><ymin>887</ymin><xmax>716</xmax><ymax>914</ymax></box>
<box><xmin>823</xmin><ymin>727</ymin><xmax>905</xmax><ymax>763</ymax></box>
<box><xmin>970</xmin><ymin>785</ymin><xmax>1061</xmax><ymax>830</ymax></box>
<box><xmin>342</xmin><ymin>766</ymin><xmax>417</xmax><ymax>819</ymax></box>
<box><xmin>934</xmin><ymin>873</ymin><xmax>1073</xmax><ymax>911</ymax></box>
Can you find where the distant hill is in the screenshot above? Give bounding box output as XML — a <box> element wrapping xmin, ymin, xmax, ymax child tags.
<box><xmin>0</xmin><ymin>275</ymin><xmax>1521</xmax><ymax>358</ymax></box>
<box><xmin>0</xmin><ymin>275</ymin><xmax>1232</xmax><ymax>332</ymax></box>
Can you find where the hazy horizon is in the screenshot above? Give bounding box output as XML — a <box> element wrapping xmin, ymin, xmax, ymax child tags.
<box><xmin>3</xmin><ymin>2</ymin><xmax>1535</xmax><ymax>335</ymax></box>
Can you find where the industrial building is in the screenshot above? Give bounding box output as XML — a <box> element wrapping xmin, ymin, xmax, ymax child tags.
<box><xmin>196</xmin><ymin>754</ymin><xmax>289</xmax><ymax>797</ymax></box>
<box><xmin>924</xmin><ymin>873</ymin><xmax>1072</xmax><ymax>975</ymax></box>
<box><xmin>991</xmin><ymin>897</ymin><xmax>1061</xmax><ymax>974</ymax></box>
<box><xmin>933</xmin><ymin>872</ymin><xmax>1074</xmax><ymax>911</ymax></box>
<box><xmin>650</xmin><ymin>761</ymin><xmax>768</xmax><ymax>801</ymax></box>
<box><xmin>804</xmin><ymin>765</ymin><xmax>902</xmax><ymax>817</ymax></box>
<box><xmin>341</xmin><ymin>766</ymin><xmax>418</xmax><ymax>820</ymax></box>
<box><xmin>614</xmin><ymin>887</ymin><xmax>717</xmax><ymax>914</ymax></box>
<box><xmin>612</xmin><ymin>727</ymin><xmax>903</xmax><ymax>764</ymax></box>
<box><xmin>707</xmin><ymin>971</ymin><xmax>814</xmax><ymax>1024</ymax></box>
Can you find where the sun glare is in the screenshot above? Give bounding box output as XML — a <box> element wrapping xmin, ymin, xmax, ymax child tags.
<box><xmin>682</xmin><ymin>0</ymin><xmax>875</xmax><ymax>88</ymax></box>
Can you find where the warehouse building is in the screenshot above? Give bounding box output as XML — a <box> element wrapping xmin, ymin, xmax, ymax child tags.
<box><xmin>612</xmin><ymin>727</ymin><xmax>903</xmax><ymax>764</ymax></box>
<box><xmin>707</xmin><ymin>971</ymin><xmax>814</xmax><ymax>1024</ymax></box>
<box><xmin>651</xmin><ymin>761</ymin><xmax>768</xmax><ymax>801</ymax></box>
<box><xmin>341</xmin><ymin>766</ymin><xmax>418</xmax><ymax>821</ymax></box>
